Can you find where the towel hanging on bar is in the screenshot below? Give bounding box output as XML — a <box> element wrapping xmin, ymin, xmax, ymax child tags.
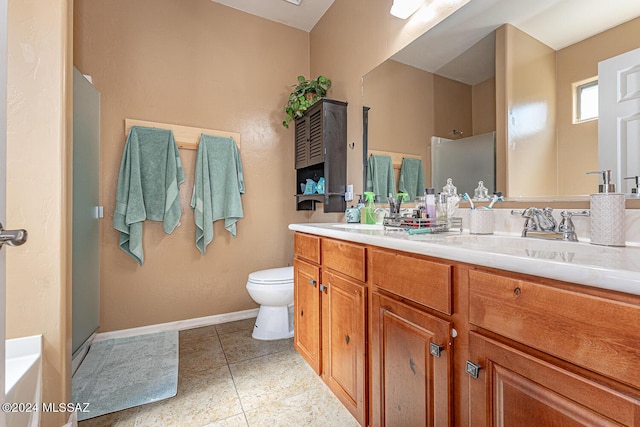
<box><xmin>191</xmin><ymin>134</ymin><xmax>245</xmax><ymax>254</ymax></box>
<box><xmin>113</xmin><ymin>126</ymin><xmax>185</xmax><ymax>265</ymax></box>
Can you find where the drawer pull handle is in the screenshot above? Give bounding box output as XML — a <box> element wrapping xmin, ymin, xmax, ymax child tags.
<box><xmin>429</xmin><ymin>343</ymin><xmax>443</xmax><ymax>358</ymax></box>
<box><xmin>465</xmin><ymin>361</ymin><xmax>481</xmax><ymax>379</ymax></box>
<box><xmin>309</xmin><ymin>279</ymin><xmax>316</xmax><ymax>286</ymax></box>
<box><xmin>409</xmin><ymin>358</ymin><xmax>416</xmax><ymax>375</ymax></box>
<box><xmin>514</xmin><ymin>287</ymin><xmax>521</xmax><ymax>296</ymax></box>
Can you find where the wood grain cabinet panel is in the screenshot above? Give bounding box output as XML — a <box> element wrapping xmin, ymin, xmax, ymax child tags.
<box><xmin>469</xmin><ymin>269</ymin><xmax>640</xmax><ymax>389</ymax></box>
<box><xmin>371</xmin><ymin>292</ymin><xmax>452</xmax><ymax>426</ymax></box>
<box><xmin>468</xmin><ymin>332</ymin><xmax>640</xmax><ymax>426</ymax></box>
<box><xmin>372</xmin><ymin>249</ymin><xmax>452</xmax><ymax>314</ymax></box>
<box><xmin>293</xmin><ymin>258</ymin><xmax>322</xmax><ymax>374</ymax></box>
<box><xmin>322</xmin><ymin>270</ymin><xmax>367</xmax><ymax>425</ymax></box>
<box><xmin>322</xmin><ymin>238</ymin><xmax>366</xmax><ymax>282</ymax></box>
<box><xmin>294</xmin><ymin>232</ymin><xmax>321</xmax><ymax>265</ymax></box>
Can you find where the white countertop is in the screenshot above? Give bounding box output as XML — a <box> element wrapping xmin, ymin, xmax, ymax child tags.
<box><xmin>288</xmin><ymin>223</ymin><xmax>640</xmax><ymax>296</ymax></box>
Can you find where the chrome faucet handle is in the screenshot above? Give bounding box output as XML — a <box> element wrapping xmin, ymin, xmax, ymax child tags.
<box><xmin>511</xmin><ymin>207</ymin><xmax>539</xmax><ymax>236</ymax></box>
<box><xmin>558</xmin><ymin>210</ymin><xmax>590</xmax><ymax>241</ymax></box>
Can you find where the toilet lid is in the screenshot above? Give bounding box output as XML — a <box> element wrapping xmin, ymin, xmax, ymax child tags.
<box><xmin>248</xmin><ymin>266</ymin><xmax>294</xmax><ymax>284</ymax></box>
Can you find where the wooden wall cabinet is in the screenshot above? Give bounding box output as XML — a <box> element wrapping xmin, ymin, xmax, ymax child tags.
<box><xmin>294</xmin><ymin>98</ymin><xmax>347</xmax><ymax>212</ymax></box>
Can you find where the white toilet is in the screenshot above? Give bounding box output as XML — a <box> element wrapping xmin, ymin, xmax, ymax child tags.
<box><xmin>245</xmin><ymin>266</ymin><xmax>294</xmax><ymax>340</ymax></box>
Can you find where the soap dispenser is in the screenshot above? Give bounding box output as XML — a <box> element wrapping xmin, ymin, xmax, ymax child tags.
<box><xmin>586</xmin><ymin>170</ymin><xmax>625</xmax><ymax>247</ymax></box>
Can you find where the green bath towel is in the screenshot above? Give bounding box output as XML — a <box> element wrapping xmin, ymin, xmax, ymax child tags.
<box><xmin>399</xmin><ymin>157</ymin><xmax>425</xmax><ymax>201</ymax></box>
<box><xmin>113</xmin><ymin>126</ymin><xmax>185</xmax><ymax>265</ymax></box>
<box><xmin>191</xmin><ymin>135</ymin><xmax>245</xmax><ymax>254</ymax></box>
<box><xmin>366</xmin><ymin>154</ymin><xmax>396</xmax><ymax>199</ymax></box>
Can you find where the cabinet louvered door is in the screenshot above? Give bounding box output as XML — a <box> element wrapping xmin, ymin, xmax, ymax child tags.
<box><xmin>307</xmin><ymin>106</ymin><xmax>324</xmax><ymax>166</ymax></box>
<box><xmin>294</xmin><ymin>118</ymin><xmax>309</xmax><ymax>169</ymax></box>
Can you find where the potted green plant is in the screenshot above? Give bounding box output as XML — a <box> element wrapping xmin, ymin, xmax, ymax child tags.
<box><xmin>282</xmin><ymin>75</ymin><xmax>332</xmax><ymax>128</ymax></box>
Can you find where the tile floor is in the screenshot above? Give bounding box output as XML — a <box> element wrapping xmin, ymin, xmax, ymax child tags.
<box><xmin>78</xmin><ymin>318</ymin><xmax>359</xmax><ymax>427</ymax></box>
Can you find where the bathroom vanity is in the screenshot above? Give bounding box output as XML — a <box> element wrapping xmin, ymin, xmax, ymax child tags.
<box><xmin>289</xmin><ymin>223</ymin><xmax>640</xmax><ymax>426</ymax></box>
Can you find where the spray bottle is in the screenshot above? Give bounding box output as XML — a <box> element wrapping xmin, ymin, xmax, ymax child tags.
<box><xmin>361</xmin><ymin>192</ymin><xmax>377</xmax><ymax>224</ymax></box>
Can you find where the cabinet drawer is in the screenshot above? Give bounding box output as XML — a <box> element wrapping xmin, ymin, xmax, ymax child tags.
<box><xmin>469</xmin><ymin>269</ymin><xmax>640</xmax><ymax>389</ymax></box>
<box><xmin>371</xmin><ymin>249</ymin><xmax>452</xmax><ymax>315</ymax></box>
<box><xmin>321</xmin><ymin>238</ymin><xmax>366</xmax><ymax>282</ymax></box>
<box><xmin>294</xmin><ymin>232</ymin><xmax>321</xmax><ymax>264</ymax></box>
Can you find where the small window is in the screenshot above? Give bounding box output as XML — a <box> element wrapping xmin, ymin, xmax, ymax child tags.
<box><xmin>575</xmin><ymin>79</ymin><xmax>598</xmax><ymax>123</ymax></box>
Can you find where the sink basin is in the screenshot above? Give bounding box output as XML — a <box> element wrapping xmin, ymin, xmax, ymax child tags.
<box><xmin>333</xmin><ymin>223</ymin><xmax>385</xmax><ymax>231</ymax></box>
<box><xmin>445</xmin><ymin>234</ymin><xmax>624</xmax><ymax>257</ymax></box>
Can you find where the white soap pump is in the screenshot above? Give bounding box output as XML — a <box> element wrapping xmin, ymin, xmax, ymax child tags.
<box><xmin>585</xmin><ymin>170</ymin><xmax>625</xmax><ymax>247</ymax></box>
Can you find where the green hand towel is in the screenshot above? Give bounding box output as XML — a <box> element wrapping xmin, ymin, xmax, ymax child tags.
<box><xmin>113</xmin><ymin>126</ymin><xmax>185</xmax><ymax>265</ymax></box>
<box><xmin>398</xmin><ymin>157</ymin><xmax>425</xmax><ymax>201</ymax></box>
<box><xmin>191</xmin><ymin>135</ymin><xmax>245</xmax><ymax>254</ymax></box>
<box><xmin>366</xmin><ymin>154</ymin><xmax>396</xmax><ymax>199</ymax></box>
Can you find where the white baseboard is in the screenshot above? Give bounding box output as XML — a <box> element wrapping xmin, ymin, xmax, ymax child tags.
<box><xmin>72</xmin><ymin>332</ymin><xmax>97</xmax><ymax>376</ymax></box>
<box><xmin>92</xmin><ymin>308</ymin><xmax>259</xmax><ymax>343</ymax></box>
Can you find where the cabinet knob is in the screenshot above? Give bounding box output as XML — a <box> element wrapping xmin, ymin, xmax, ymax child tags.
<box><xmin>309</xmin><ymin>279</ymin><xmax>316</xmax><ymax>286</ymax></box>
<box><xmin>320</xmin><ymin>284</ymin><xmax>328</xmax><ymax>292</ymax></box>
<box><xmin>345</xmin><ymin>335</ymin><xmax>350</xmax><ymax>345</ymax></box>
<box><xmin>465</xmin><ymin>361</ymin><xmax>481</xmax><ymax>379</ymax></box>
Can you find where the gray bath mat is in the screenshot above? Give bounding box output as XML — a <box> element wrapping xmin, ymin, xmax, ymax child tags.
<box><xmin>72</xmin><ymin>331</ymin><xmax>178</xmax><ymax>421</ymax></box>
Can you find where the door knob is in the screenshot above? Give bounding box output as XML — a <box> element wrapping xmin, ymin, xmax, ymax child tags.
<box><xmin>0</xmin><ymin>222</ymin><xmax>27</xmax><ymax>248</ymax></box>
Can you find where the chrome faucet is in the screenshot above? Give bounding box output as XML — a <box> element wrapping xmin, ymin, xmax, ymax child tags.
<box><xmin>511</xmin><ymin>208</ymin><xmax>589</xmax><ymax>241</ymax></box>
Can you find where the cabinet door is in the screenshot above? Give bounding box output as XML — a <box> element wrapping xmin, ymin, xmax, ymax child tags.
<box><xmin>468</xmin><ymin>332</ymin><xmax>640</xmax><ymax>426</ymax></box>
<box><xmin>307</xmin><ymin>105</ymin><xmax>324</xmax><ymax>166</ymax></box>
<box><xmin>371</xmin><ymin>292</ymin><xmax>452</xmax><ymax>426</ymax></box>
<box><xmin>293</xmin><ymin>259</ymin><xmax>322</xmax><ymax>374</ymax></box>
<box><xmin>294</xmin><ymin>118</ymin><xmax>308</xmax><ymax>168</ymax></box>
<box><xmin>322</xmin><ymin>270</ymin><xmax>367</xmax><ymax>426</ymax></box>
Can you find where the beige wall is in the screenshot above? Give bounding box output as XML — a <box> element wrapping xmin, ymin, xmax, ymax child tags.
<box><xmin>6</xmin><ymin>0</ymin><xmax>73</xmax><ymax>425</ymax></box>
<box><xmin>472</xmin><ymin>77</ymin><xmax>496</xmax><ymax>135</ymax></box>
<box><xmin>433</xmin><ymin>74</ymin><xmax>472</xmax><ymax>139</ymax></box>
<box><xmin>556</xmin><ymin>16</ymin><xmax>640</xmax><ymax>195</ymax></box>
<box><xmin>501</xmin><ymin>24</ymin><xmax>557</xmax><ymax>197</ymax></box>
<box><xmin>310</xmin><ymin>0</ymin><xmax>470</xmax><ymax>196</ymax></box>
<box><xmin>363</xmin><ymin>59</ymin><xmax>433</xmax><ymax>187</ymax></box>
<box><xmin>74</xmin><ymin>0</ymin><xmax>310</xmax><ymax>331</ymax></box>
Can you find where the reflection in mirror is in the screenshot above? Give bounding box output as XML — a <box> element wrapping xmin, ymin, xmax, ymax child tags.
<box><xmin>362</xmin><ymin>0</ymin><xmax>640</xmax><ymax>199</ymax></box>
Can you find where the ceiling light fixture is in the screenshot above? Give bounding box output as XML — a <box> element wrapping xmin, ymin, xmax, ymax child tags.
<box><xmin>390</xmin><ymin>0</ymin><xmax>422</xmax><ymax>19</ymax></box>
<box><xmin>284</xmin><ymin>0</ymin><xmax>303</xmax><ymax>5</ymax></box>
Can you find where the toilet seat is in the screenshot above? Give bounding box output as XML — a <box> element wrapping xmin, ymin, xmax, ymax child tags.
<box><xmin>248</xmin><ymin>266</ymin><xmax>293</xmax><ymax>285</ymax></box>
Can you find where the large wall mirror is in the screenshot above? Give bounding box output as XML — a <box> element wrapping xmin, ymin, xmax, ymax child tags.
<box><xmin>363</xmin><ymin>0</ymin><xmax>640</xmax><ymax>200</ymax></box>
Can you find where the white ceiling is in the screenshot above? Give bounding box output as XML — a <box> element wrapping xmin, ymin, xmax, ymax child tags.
<box><xmin>392</xmin><ymin>0</ymin><xmax>640</xmax><ymax>84</ymax></box>
<box><xmin>212</xmin><ymin>0</ymin><xmax>640</xmax><ymax>85</ymax></box>
<box><xmin>211</xmin><ymin>0</ymin><xmax>334</xmax><ymax>32</ymax></box>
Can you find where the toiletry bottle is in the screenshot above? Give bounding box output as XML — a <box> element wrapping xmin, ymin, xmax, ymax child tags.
<box><xmin>362</xmin><ymin>192</ymin><xmax>376</xmax><ymax>224</ymax></box>
<box><xmin>586</xmin><ymin>170</ymin><xmax>625</xmax><ymax>247</ymax></box>
<box><xmin>425</xmin><ymin>188</ymin><xmax>436</xmax><ymax>220</ymax></box>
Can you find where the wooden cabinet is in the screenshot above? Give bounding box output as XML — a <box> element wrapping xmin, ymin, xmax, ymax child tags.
<box><xmin>293</xmin><ymin>258</ymin><xmax>322</xmax><ymax>374</ymax></box>
<box><xmin>468</xmin><ymin>332</ymin><xmax>640</xmax><ymax>426</ymax></box>
<box><xmin>293</xmin><ymin>234</ymin><xmax>368</xmax><ymax>426</ymax></box>
<box><xmin>293</xmin><ymin>232</ymin><xmax>640</xmax><ymax>426</ymax></box>
<box><xmin>371</xmin><ymin>292</ymin><xmax>452</xmax><ymax>426</ymax></box>
<box><xmin>467</xmin><ymin>269</ymin><xmax>640</xmax><ymax>426</ymax></box>
<box><xmin>294</xmin><ymin>98</ymin><xmax>347</xmax><ymax>212</ymax></box>
<box><xmin>322</xmin><ymin>269</ymin><xmax>367</xmax><ymax>426</ymax></box>
<box><xmin>371</xmin><ymin>249</ymin><xmax>454</xmax><ymax>426</ymax></box>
